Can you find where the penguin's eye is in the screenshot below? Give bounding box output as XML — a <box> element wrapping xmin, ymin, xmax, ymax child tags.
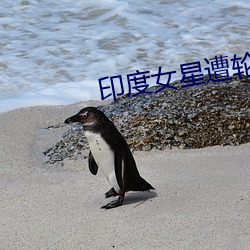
<box><xmin>79</xmin><ymin>112</ymin><xmax>88</xmax><ymax>119</ymax></box>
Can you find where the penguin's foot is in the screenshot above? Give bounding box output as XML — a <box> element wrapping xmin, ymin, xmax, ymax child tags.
<box><xmin>105</xmin><ymin>187</ymin><xmax>118</xmax><ymax>198</ymax></box>
<box><xmin>101</xmin><ymin>196</ymin><xmax>124</xmax><ymax>209</ymax></box>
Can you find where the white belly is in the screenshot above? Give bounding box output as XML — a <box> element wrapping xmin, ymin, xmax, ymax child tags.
<box><xmin>85</xmin><ymin>131</ymin><xmax>120</xmax><ymax>193</ymax></box>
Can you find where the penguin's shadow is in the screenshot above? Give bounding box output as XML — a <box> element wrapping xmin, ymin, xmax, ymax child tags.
<box><xmin>123</xmin><ymin>191</ymin><xmax>157</xmax><ymax>208</ymax></box>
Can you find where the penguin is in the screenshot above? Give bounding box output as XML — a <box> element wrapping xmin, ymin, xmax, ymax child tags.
<box><xmin>64</xmin><ymin>107</ymin><xmax>154</xmax><ymax>209</ymax></box>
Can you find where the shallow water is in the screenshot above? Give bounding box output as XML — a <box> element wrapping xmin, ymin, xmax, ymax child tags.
<box><xmin>0</xmin><ymin>0</ymin><xmax>249</xmax><ymax>112</ymax></box>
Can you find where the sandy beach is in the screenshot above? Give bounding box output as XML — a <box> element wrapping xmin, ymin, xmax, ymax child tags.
<box><xmin>0</xmin><ymin>101</ymin><xmax>249</xmax><ymax>249</ymax></box>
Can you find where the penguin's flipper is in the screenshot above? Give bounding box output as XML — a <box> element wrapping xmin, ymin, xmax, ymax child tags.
<box><xmin>88</xmin><ymin>151</ymin><xmax>98</xmax><ymax>175</ymax></box>
<box><xmin>105</xmin><ymin>187</ymin><xmax>118</xmax><ymax>198</ymax></box>
<box><xmin>114</xmin><ymin>146</ymin><xmax>124</xmax><ymax>190</ymax></box>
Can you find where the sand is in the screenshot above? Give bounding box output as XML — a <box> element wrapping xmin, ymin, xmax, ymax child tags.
<box><xmin>0</xmin><ymin>101</ymin><xmax>249</xmax><ymax>250</ymax></box>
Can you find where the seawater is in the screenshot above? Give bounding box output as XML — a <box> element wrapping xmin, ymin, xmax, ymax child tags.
<box><xmin>0</xmin><ymin>0</ymin><xmax>249</xmax><ymax>112</ymax></box>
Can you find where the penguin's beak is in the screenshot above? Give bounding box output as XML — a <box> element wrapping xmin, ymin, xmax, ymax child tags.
<box><xmin>64</xmin><ymin>114</ymin><xmax>81</xmax><ymax>124</ymax></box>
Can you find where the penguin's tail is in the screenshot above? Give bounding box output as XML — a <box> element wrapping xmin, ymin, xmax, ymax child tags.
<box><xmin>132</xmin><ymin>176</ymin><xmax>154</xmax><ymax>192</ymax></box>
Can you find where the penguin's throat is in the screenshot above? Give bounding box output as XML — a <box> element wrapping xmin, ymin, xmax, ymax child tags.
<box><xmin>82</xmin><ymin>121</ymin><xmax>107</xmax><ymax>133</ymax></box>
<box><xmin>82</xmin><ymin>121</ymin><xmax>96</xmax><ymax>127</ymax></box>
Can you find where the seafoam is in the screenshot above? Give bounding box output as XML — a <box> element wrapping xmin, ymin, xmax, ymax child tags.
<box><xmin>0</xmin><ymin>0</ymin><xmax>249</xmax><ymax>112</ymax></box>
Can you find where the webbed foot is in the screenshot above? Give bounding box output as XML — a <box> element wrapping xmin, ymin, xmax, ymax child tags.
<box><xmin>105</xmin><ymin>187</ymin><xmax>118</xmax><ymax>198</ymax></box>
<box><xmin>101</xmin><ymin>196</ymin><xmax>124</xmax><ymax>209</ymax></box>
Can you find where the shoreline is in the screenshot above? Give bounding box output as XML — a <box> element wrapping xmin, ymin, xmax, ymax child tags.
<box><xmin>0</xmin><ymin>102</ymin><xmax>249</xmax><ymax>249</ymax></box>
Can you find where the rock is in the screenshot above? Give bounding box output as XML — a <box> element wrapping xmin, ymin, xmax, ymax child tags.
<box><xmin>43</xmin><ymin>74</ymin><xmax>250</xmax><ymax>164</ymax></box>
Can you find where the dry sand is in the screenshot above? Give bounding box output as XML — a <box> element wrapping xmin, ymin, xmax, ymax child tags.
<box><xmin>0</xmin><ymin>101</ymin><xmax>249</xmax><ymax>250</ymax></box>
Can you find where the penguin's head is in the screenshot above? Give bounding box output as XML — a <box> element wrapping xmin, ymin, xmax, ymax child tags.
<box><xmin>65</xmin><ymin>107</ymin><xmax>109</xmax><ymax>129</ymax></box>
